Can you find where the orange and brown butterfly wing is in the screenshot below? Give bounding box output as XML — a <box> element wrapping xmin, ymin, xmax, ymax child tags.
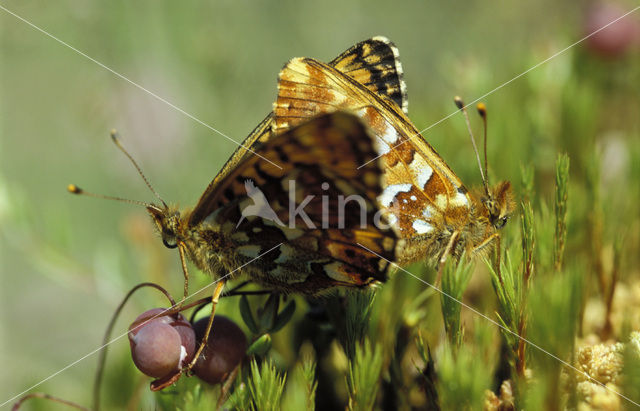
<box><xmin>189</xmin><ymin>112</ymin><xmax>398</xmax><ymax>293</ymax></box>
<box><xmin>192</xmin><ymin>37</ymin><xmax>407</xmax><ymax>209</ymax></box>
<box><xmin>274</xmin><ymin>58</ymin><xmax>473</xmax><ymax>248</ymax></box>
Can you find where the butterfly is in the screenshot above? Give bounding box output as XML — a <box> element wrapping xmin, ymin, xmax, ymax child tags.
<box><xmin>272</xmin><ymin>44</ymin><xmax>515</xmax><ymax>267</ymax></box>
<box><xmin>71</xmin><ymin>111</ymin><xmax>400</xmax><ymax>293</ymax></box>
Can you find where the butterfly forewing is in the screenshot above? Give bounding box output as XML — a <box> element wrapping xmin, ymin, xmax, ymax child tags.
<box><xmin>188</xmin><ymin>112</ymin><xmax>398</xmax><ymax>293</ymax></box>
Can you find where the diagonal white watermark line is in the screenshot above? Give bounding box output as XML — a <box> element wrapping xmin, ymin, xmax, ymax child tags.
<box><xmin>357</xmin><ymin>4</ymin><xmax>640</xmax><ymax>170</ymax></box>
<box><xmin>0</xmin><ymin>243</ymin><xmax>283</xmax><ymax>408</ymax></box>
<box><xmin>0</xmin><ymin>3</ymin><xmax>283</xmax><ymax>171</ymax></box>
<box><xmin>357</xmin><ymin>242</ymin><xmax>640</xmax><ymax>408</ymax></box>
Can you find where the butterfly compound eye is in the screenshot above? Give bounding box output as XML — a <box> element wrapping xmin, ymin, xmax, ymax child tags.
<box><xmin>163</xmin><ymin>238</ymin><xmax>178</xmax><ymax>249</ymax></box>
<box><xmin>162</xmin><ymin>233</ymin><xmax>178</xmax><ymax>249</ymax></box>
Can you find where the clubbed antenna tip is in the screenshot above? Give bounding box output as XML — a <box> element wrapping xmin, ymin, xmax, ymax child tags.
<box><xmin>454</xmin><ymin>96</ymin><xmax>464</xmax><ymax>110</ymax></box>
<box><xmin>67</xmin><ymin>184</ymin><xmax>82</xmax><ymax>194</ymax></box>
<box><xmin>477</xmin><ymin>103</ymin><xmax>487</xmax><ymax>118</ymax></box>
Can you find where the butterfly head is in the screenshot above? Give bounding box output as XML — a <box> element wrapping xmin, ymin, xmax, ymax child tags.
<box><xmin>483</xmin><ymin>181</ymin><xmax>515</xmax><ymax>230</ymax></box>
<box><xmin>147</xmin><ymin>205</ymin><xmax>182</xmax><ymax>249</ymax></box>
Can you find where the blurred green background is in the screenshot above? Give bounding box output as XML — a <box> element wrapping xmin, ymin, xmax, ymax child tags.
<box><xmin>1</xmin><ymin>0</ymin><xmax>639</xmax><ymax>409</ymax></box>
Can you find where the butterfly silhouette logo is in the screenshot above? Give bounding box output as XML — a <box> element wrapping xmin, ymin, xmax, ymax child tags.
<box><xmin>236</xmin><ymin>179</ymin><xmax>285</xmax><ymax>228</ymax></box>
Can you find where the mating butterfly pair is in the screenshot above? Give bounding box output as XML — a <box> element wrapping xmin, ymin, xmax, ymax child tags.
<box><xmin>74</xmin><ymin>36</ymin><xmax>513</xmax><ymax>297</ymax></box>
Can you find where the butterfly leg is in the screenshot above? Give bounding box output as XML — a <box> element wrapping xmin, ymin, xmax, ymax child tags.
<box><xmin>186</xmin><ymin>280</ymin><xmax>226</xmax><ymax>372</ymax></box>
<box><xmin>436</xmin><ymin>230</ymin><xmax>461</xmax><ymax>286</ymax></box>
<box><xmin>177</xmin><ymin>244</ymin><xmax>190</xmax><ymax>308</ymax></box>
<box><xmin>472</xmin><ymin>232</ymin><xmax>499</xmax><ymax>255</ymax></box>
<box><xmin>473</xmin><ymin>232</ymin><xmax>503</xmax><ymax>287</ymax></box>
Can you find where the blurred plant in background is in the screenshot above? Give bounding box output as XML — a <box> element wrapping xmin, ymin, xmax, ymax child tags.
<box><xmin>2</xmin><ymin>0</ymin><xmax>640</xmax><ymax>409</ymax></box>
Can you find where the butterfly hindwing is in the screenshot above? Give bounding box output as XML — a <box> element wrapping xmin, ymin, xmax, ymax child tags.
<box><xmin>329</xmin><ymin>36</ymin><xmax>408</xmax><ymax>114</ymax></box>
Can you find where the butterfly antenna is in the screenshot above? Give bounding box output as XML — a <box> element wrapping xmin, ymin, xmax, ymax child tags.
<box><xmin>477</xmin><ymin>103</ymin><xmax>490</xmax><ymax>191</ymax></box>
<box><xmin>454</xmin><ymin>96</ymin><xmax>489</xmax><ymax>197</ymax></box>
<box><xmin>67</xmin><ymin>184</ymin><xmax>158</xmax><ymax>209</ymax></box>
<box><xmin>110</xmin><ymin>130</ymin><xmax>168</xmax><ymax>208</ymax></box>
